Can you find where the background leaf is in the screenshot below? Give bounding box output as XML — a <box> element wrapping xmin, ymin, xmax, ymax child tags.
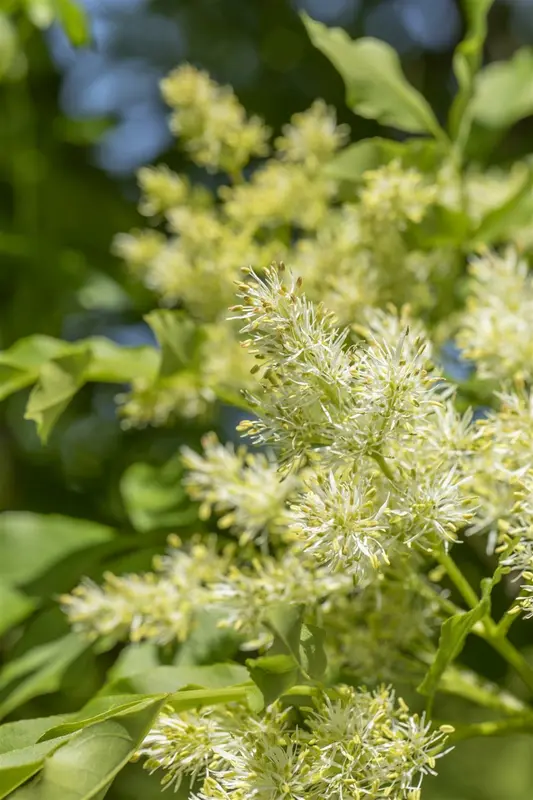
<box><xmin>53</xmin><ymin>0</ymin><xmax>91</xmax><ymax>47</ymax></box>
<box><xmin>0</xmin><ymin>513</ymin><xmax>114</xmax><ymax>587</ymax></box>
<box><xmin>302</xmin><ymin>14</ymin><xmax>443</xmax><ymax>137</ymax></box>
<box><xmin>324</xmin><ymin>137</ymin><xmax>442</xmax><ymax>181</ymax></box>
<box><xmin>471</xmin><ymin>47</ymin><xmax>533</xmax><ymax>129</ymax></box>
<box><xmin>101</xmin><ymin>663</ymin><xmax>249</xmax><ymax>697</ymax></box>
<box><xmin>0</xmin><ymin>584</ymin><xmax>36</xmax><ymax>637</ymax></box>
<box><xmin>0</xmin><ymin>635</ymin><xmax>88</xmax><ymax>720</ymax></box>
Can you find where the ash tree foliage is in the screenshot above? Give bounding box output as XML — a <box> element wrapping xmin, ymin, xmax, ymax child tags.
<box><xmin>5</xmin><ymin>1</ymin><xmax>533</xmax><ymax>798</ymax></box>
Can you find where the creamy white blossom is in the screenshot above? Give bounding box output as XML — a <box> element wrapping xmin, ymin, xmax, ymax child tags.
<box><xmin>182</xmin><ymin>432</ymin><xmax>299</xmax><ymax>545</ymax></box>
<box><xmin>138</xmin><ymin>687</ymin><xmax>451</xmax><ymax>799</ymax></box>
<box><xmin>457</xmin><ymin>248</ymin><xmax>533</xmax><ymax>382</ymax></box>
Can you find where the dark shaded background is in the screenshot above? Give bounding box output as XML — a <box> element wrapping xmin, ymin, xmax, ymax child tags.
<box><xmin>2</xmin><ymin>2</ymin><xmax>533</xmax><ymax>796</ymax></box>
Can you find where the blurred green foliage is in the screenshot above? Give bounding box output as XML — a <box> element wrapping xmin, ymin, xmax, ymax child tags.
<box><xmin>1</xmin><ymin>1</ymin><xmax>533</xmax><ymax>797</ymax></box>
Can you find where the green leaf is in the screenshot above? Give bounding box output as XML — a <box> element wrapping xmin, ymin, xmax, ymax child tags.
<box><xmin>471</xmin><ymin>47</ymin><xmax>533</xmax><ymax>129</ymax></box>
<box><xmin>84</xmin><ymin>339</ymin><xmax>157</xmax><ymax>384</ymax></box>
<box><xmin>39</xmin><ymin>695</ymin><xmax>166</xmax><ymax>742</ymax></box>
<box><xmin>0</xmin><ymin>583</ymin><xmax>36</xmax><ymax>637</ymax></box>
<box><xmin>449</xmin><ymin>0</ymin><xmax>494</xmax><ymax>142</ymax></box>
<box><xmin>167</xmin><ymin>685</ymin><xmax>253</xmax><ymax>714</ymax></box>
<box><xmin>0</xmin><ymin>512</ymin><xmax>114</xmax><ymax>587</ymax></box>
<box><xmin>418</xmin><ymin>592</ymin><xmax>491</xmax><ymax>706</ymax></box>
<box><xmin>264</xmin><ymin>603</ymin><xmax>327</xmax><ymax>681</ymax></box>
<box><xmin>0</xmin><ymin>716</ymin><xmax>72</xmax><ymax>755</ymax></box>
<box><xmin>470</xmin><ymin>166</ymin><xmax>533</xmax><ymax>245</ymax></box>
<box><xmin>264</xmin><ymin>603</ymin><xmax>305</xmax><ymax>660</ymax></box>
<box><xmin>0</xmin><ymin>736</ymin><xmax>70</xmax><ymax>799</ymax></box>
<box><xmin>174</xmin><ymin>611</ymin><xmax>242</xmax><ymax>667</ymax></box>
<box><xmin>302</xmin><ymin>14</ymin><xmax>443</xmax><ymax>137</ymax></box>
<box><xmin>11</xmin><ymin>697</ymin><xmax>165</xmax><ymax>800</ymax></box>
<box><xmin>246</xmin><ymin>654</ymin><xmax>299</xmax><ymax>708</ymax></box>
<box><xmin>299</xmin><ymin>624</ymin><xmax>327</xmax><ymax>680</ymax></box>
<box><xmin>405</xmin><ymin>204</ymin><xmax>472</xmax><ymax>249</ymax></box>
<box><xmin>25</xmin><ymin>348</ymin><xmax>92</xmax><ymax>443</ymax></box>
<box><xmin>53</xmin><ymin>0</ymin><xmax>90</xmax><ymax>46</ymax></box>
<box><xmin>0</xmin><ymin>634</ymin><xmax>88</xmax><ymax>720</ymax></box>
<box><xmin>0</xmin><ymin>335</ymin><xmax>158</xmax><ymax>442</ymax></box>
<box><xmin>0</xmin><ymin>336</ymin><xmax>69</xmax><ymax>402</ymax></box>
<box><xmin>120</xmin><ymin>456</ymin><xmax>193</xmax><ymax>534</ymax></box>
<box><xmin>102</xmin><ymin>663</ymin><xmax>250</xmax><ymax>697</ymax></box>
<box><xmin>324</xmin><ymin>137</ymin><xmax>442</xmax><ymax>182</ymax></box>
<box><xmin>145</xmin><ymin>311</ymin><xmax>200</xmax><ymax>378</ymax></box>
<box><xmin>107</xmin><ymin>645</ymin><xmax>160</xmax><ymax>683</ymax></box>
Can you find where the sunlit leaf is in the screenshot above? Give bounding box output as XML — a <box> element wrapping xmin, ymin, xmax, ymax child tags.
<box><xmin>25</xmin><ymin>348</ymin><xmax>92</xmax><ymax>442</ymax></box>
<box><xmin>145</xmin><ymin>310</ymin><xmax>201</xmax><ymax>378</ymax></box>
<box><xmin>302</xmin><ymin>14</ymin><xmax>443</xmax><ymax>137</ymax></box>
<box><xmin>470</xmin><ymin>166</ymin><xmax>533</xmax><ymax>245</ymax></box>
<box><xmin>120</xmin><ymin>456</ymin><xmax>192</xmax><ymax>534</ymax></box>
<box><xmin>472</xmin><ymin>47</ymin><xmax>533</xmax><ymax>129</ymax></box>
<box><xmin>54</xmin><ymin>0</ymin><xmax>90</xmax><ymax>47</ymax></box>
<box><xmin>246</xmin><ymin>654</ymin><xmax>299</xmax><ymax>708</ymax></box>
<box><xmin>10</xmin><ymin>697</ymin><xmax>164</xmax><ymax>799</ymax></box>
<box><xmin>324</xmin><ymin>137</ymin><xmax>442</xmax><ymax>181</ymax></box>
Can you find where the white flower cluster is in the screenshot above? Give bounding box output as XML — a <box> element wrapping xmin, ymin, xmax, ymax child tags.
<box><xmin>160</xmin><ymin>65</ymin><xmax>270</xmax><ymax>175</ymax></box>
<box><xmin>62</xmin><ymin>535</ymin><xmax>351</xmax><ymax>648</ymax></box>
<box><xmin>139</xmin><ymin>686</ymin><xmax>451</xmax><ymax>800</ymax></box>
<box><xmin>61</xmin><ymin>537</ymin><xmax>229</xmax><ymax>645</ymax></box>
<box><xmin>457</xmin><ymin>248</ymin><xmax>533</xmax><ymax>383</ymax></box>
<box><xmin>233</xmin><ymin>265</ymin><xmax>475</xmax><ymax>570</ymax></box>
<box><xmin>111</xmin><ymin>66</ymin><xmax>461</xmax><ymax>433</ymax></box>
<box><xmin>181</xmin><ymin>433</ymin><xmax>299</xmax><ymax>546</ymax></box>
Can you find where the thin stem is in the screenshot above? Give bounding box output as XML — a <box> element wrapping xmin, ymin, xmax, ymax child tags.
<box><xmin>436</xmin><ymin>549</ymin><xmax>533</xmax><ymax>694</ymax></box>
<box><xmin>485</xmin><ymin>632</ymin><xmax>533</xmax><ymax>695</ymax></box>
<box><xmin>371</xmin><ymin>452</ymin><xmax>397</xmax><ymax>485</ymax></box>
<box><xmin>434</xmin><ymin>548</ymin><xmax>479</xmax><ymax>610</ymax></box>
<box><xmin>496</xmin><ymin>606</ymin><xmax>521</xmax><ymax>638</ymax></box>
<box><xmin>449</xmin><ymin>714</ymin><xmax>533</xmax><ymax>743</ymax></box>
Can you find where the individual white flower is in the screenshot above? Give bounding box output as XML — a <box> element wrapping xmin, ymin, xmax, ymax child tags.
<box><xmin>182</xmin><ymin>433</ymin><xmax>299</xmax><ymax>546</ymax></box>
<box><xmin>139</xmin><ymin>705</ymin><xmax>239</xmax><ymax>792</ymax></box>
<box><xmin>386</xmin><ymin>465</ymin><xmax>476</xmax><ymax>548</ymax></box>
<box><xmin>469</xmin><ymin>388</ymin><xmax>533</xmax><ymax>533</ymax></box>
<box><xmin>303</xmin><ymin>685</ymin><xmax>451</xmax><ymax>800</ymax></box>
<box><xmin>290</xmin><ymin>469</ymin><xmax>391</xmax><ymax>575</ymax></box>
